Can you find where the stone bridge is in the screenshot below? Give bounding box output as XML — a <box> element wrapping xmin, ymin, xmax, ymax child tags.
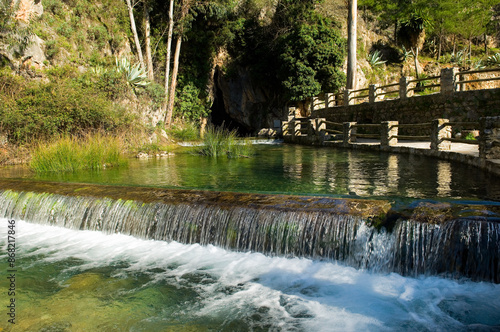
<box><xmin>283</xmin><ymin>67</ymin><xmax>500</xmax><ymax>175</ymax></box>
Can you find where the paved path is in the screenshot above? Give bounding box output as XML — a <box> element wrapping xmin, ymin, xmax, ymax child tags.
<box><xmin>352</xmin><ymin>139</ymin><xmax>479</xmax><ymax>157</ymax></box>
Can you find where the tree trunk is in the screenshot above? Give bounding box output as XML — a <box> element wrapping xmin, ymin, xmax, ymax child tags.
<box><xmin>143</xmin><ymin>0</ymin><xmax>154</xmax><ymax>81</ymax></box>
<box><xmin>125</xmin><ymin>0</ymin><xmax>145</xmax><ymax>70</ymax></box>
<box><xmin>164</xmin><ymin>0</ymin><xmax>191</xmax><ymax>128</ymax></box>
<box><xmin>161</xmin><ymin>0</ymin><xmax>175</xmax><ymax>125</ymax></box>
<box><xmin>437</xmin><ymin>34</ymin><xmax>442</xmax><ymax>61</ymax></box>
<box><xmin>346</xmin><ymin>0</ymin><xmax>357</xmax><ymax>90</ymax></box>
<box><xmin>413</xmin><ymin>47</ymin><xmax>420</xmax><ymax>79</ymax></box>
<box><xmin>164</xmin><ymin>35</ymin><xmax>182</xmax><ymax>127</ymax></box>
<box><xmin>484</xmin><ymin>33</ymin><xmax>488</xmax><ymax>56</ymax></box>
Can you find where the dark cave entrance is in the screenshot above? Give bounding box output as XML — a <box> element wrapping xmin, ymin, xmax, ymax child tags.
<box><xmin>210</xmin><ymin>70</ymin><xmax>253</xmax><ymax>136</ymax></box>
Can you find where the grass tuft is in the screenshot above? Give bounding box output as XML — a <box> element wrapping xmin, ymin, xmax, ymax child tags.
<box><xmin>30</xmin><ymin>133</ymin><xmax>128</xmax><ymax>173</ymax></box>
<box><xmin>196</xmin><ymin>125</ymin><xmax>253</xmax><ymax>158</ymax></box>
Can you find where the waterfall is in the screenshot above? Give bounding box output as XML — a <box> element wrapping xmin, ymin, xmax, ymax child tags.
<box><xmin>1</xmin><ymin>189</ymin><xmax>499</xmax><ymax>282</ymax></box>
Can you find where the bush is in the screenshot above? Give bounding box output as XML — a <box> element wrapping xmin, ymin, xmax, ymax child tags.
<box><xmin>196</xmin><ymin>125</ymin><xmax>253</xmax><ymax>158</ymax></box>
<box><xmin>29</xmin><ymin>133</ymin><xmax>128</xmax><ymax>173</ymax></box>
<box><xmin>0</xmin><ymin>68</ymin><xmax>133</xmax><ymax>143</ymax></box>
<box><xmin>168</xmin><ymin>122</ymin><xmax>200</xmax><ymax>141</ymax></box>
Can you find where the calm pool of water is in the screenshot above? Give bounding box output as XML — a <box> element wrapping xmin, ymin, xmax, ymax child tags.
<box><xmin>2</xmin><ymin>143</ymin><xmax>498</xmax><ymax>201</ymax></box>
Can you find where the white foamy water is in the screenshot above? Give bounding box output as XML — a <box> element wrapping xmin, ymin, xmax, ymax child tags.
<box><xmin>2</xmin><ymin>219</ymin><xmax>500</xmax><ymax>331</ymax></box>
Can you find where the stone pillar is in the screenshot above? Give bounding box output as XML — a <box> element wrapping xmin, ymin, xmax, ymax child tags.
<box><xmin>441</xmin><ymin>67</ymin><xmax>458</xmax><ymax>94</ymax></box>
<box><xmin>369</xmin><ymin>84</ymin><xmax>379</xmax><ymax>104</ymax></box>
<box><xmin>315</xmin><ymin>118</ymin><xmax>326</xmax><ymax>136</ymax></box>
<box><xmin>344</xmin><ymin>89</ymin><xmax>351</xmax><ymax>106</ymax></box>
<box><xmin>399</xmin><ymin>76</ymin><xmax>408</xmax><ymax>100</ymax></box>
<box><xmin>479</xmin><ymin>116</ymin><xmax>500</xmax><ymax>159</ymax></box>
<box><xmin>293</xmin><ymin>119</ymin><xmax>302</xmax><ymax>137</ymax></box>
<box><xmin>343</xmin><ymin>122</ymin><xmax>357</xmax><ymax>147</ymax></box>
<box><xmin>381</xmin><ymin>121</ymin><xmax>398</xmax><ymax>147</ymax></box>
<box><xmin>431</xmin><ymin>119</ymin><xmax>452</xmax><ymax>151</ymax></box>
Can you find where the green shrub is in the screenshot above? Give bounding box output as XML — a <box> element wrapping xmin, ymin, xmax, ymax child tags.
<box><xmin>30</xmin><ymin>133</ymin><xmax>128</xmax><ymax>173</ymax></box>
<box><xmin>0</xmin><ymin>68</ymin><xmax>133</xmax><ymax>143</ymax></box>
<box><xmin>196</xmin><ymin>125</ymin><xmax>253</xmax><ymax>158</ymax></box>
<box><xmin>168</xmin><ymin>122</ymin><xmax>200</xmax><ymax>141</ymax></box>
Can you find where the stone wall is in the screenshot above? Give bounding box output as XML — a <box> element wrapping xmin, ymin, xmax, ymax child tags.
<box><xmin>311</xmin><ymin>89</ymin><xmax>500</xmax><ymax>124</ymax></box>
<box><xmin>312</xmin><ymin>88</ymin><xmax>500</xmax><ymax>128</ymax></box>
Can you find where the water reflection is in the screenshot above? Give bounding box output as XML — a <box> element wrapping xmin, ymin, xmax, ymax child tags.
<box><xmin>0</xmin><ymin>144</ymin><xmax>498</xmax><ymax>201</ymax></box>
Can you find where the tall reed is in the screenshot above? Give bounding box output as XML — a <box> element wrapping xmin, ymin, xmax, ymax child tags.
<box><xmin>197</xmin><ymin>125</ymin><xmax>253</xmax><ymax>158</ymax></box>
<box><xmin>30</xmin><ymin>133</ymin><xmax>128</xmax><ymax>173</ymax></box>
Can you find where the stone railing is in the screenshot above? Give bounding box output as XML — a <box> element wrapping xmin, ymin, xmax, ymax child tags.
<box><xmin>283</xmin><ymin>116</ymin><xmax>500</xmax><ymax>160</ymax></box>
<box><xmin>310</xmin><ymin>67</ymin><xmax>500</xmax><ymax>109</ymax></box>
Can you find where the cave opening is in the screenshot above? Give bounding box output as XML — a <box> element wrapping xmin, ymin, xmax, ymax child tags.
<box><xmin>210</xmin><ymin>70</ymin><xmax>252</xmax><ymax>136</ymax></box>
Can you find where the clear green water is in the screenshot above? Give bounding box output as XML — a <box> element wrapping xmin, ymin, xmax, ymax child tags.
<box><xmin>2</xmin><ymin>221</ymin><xmax>499</xmax><ymax>331</ymax></box>
<box><xmin>2</xmin><ymin>143</ymin><xmax>499</xmax><ymax>201</ymax></box>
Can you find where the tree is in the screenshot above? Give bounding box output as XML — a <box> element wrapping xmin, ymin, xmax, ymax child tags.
<box><xmin>161</xmin><ymin>0</ymin><xmax>175</xmax><ymax>125</ymax></box>
<box><xmin>398</xmin><ymin>10</ymin><xmax>430</xmax><ymax>78</ymax></box>
<box><xmin>125</xmin><ymin>0</ymin><xmax>145</xmax><ymax>70</ymax></box>
<box><xmin>143</xmin><ymin>0</ymin><xmax>154</xmax><ymax>80</ymax></box>
<box><xmin>346</xmin><ymin>0</ymin><xmax>357</xmax><ymax>89</ymax></box>
<box><xmin>278</xmin><ymin>14</ymin><xmax>346</xmax><ymax>101</ymax></box>
<box><xmin>165</xmin><ymin>0</ymin><xmax>192</xmax><ymax>127</ymax></box>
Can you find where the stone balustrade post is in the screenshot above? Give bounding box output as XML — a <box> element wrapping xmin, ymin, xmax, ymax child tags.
<box><xmin>479</xmin><ymin>116</ymin><xmax>500</xmax><ymax>159</ymax></box>
<box><xmin>315</xmin><ymin>118</ymin><xmax>326</xmax><ymax>136</ymax></box>
<box><xmin>381</xmin><ymin>121</ymin><xmax>398</xmax><ymax>147</ymax></box>
<box><xmin>441</xmin><ymin>67</ymin><xmax>458</xmax><ymax>94</ymax></box>
<box><xmin>369</xmin><ymin>84</ymin><xmax>379</xmax><ymax>104</ymax></box>
<box><xmin>431</xmin><ymin>119</ymin><xmax>452</xmax><ymax>151</ymax></box>
<box><xmin>343</xmin><ymin>122</ymin><xmax>357</xmax><ymax>147</ymax></box>
<box><xmin>344</xmin><ymin>89</ymin><xmax>351</xmax><ymax>106</ymax></box>
<box><xmin>399</xmin><ymin>77</ymin><xmax>408</xmax><ymax>100</ymax></box>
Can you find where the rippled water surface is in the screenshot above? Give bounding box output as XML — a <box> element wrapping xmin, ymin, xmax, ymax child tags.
<box><xmin>1</xmin><ymin>143</ymin><xmax>499</xmax><ymax>201</ymax></box>
<box><xmin>1</xmin><ymin>220</ymin><xmax>500</xmax><ymax>331</ymax></box>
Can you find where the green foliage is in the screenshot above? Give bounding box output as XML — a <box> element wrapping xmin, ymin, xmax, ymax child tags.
<box><xmin>486</xmin><ymin>53</ymin><xmax>500</xmax><ymax>67</ymax></box>
<box><xmin>465</xmin><ymin>132</ymin><xmax>477</xmax><ymax>140</ymax></box>
<box><xmin>168</xmin><ymin>122</ymin><xmax>200</xmax><ymax>141</ymax></box>
<box><xmin>0</xmin><ymin>67</ymin><xmax>133</xmax><ymax>143</ymax></box>
<box><xmin>29</xmin><ymin>133</ymin><xmax>128</xmax><ymax>173</ymax></box>
<box><xmin>197</xmin><ymin>125</ymin><xmax>253</xmax><ymax>158</ymax></box>
<box><xmin>277</xmin><ymin>12</ymin><xmax>346</xmax><ymax>101</ymax></box>
<box><xmin>115</xmin><ymin>57</ymin><xmax>150</xmax><ymax>87</ymax></box>
<box><xmin>367</xmin><ymin>50</ymin><xmax>386</xmax><ymax>67</ymax></box>
<box><xmin>176</xmin><ymin>81</ymin><xmax>210</xmax><ymax>121</ymax></box>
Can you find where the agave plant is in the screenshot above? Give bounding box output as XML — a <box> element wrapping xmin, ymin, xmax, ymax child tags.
<box><xmin>91</xmin><ymin>66</ymin><xmax>107</xmax><ymax>75</ymax></box>
<box><xmin>486</xmin><ymin>53</ymin><xmax>500</xmax><ymax>67</ymax></box>
<box><xmin>115</xmin><ymin>57</ymin><xmax>150</xmax><ymax>87</ymax></box>
<box><xmin>400</xmin><ymin>46</ymin><xmax>413</xmax><ymax>62</ymax></box>
<box><xmin>367</xmin><ymin>50</ymin><xmax>386</xmax><ymax>68</ymax></box>
<box><xmin>450</xmin><ymin>50</ymin><xmax>466</xmax><ymax>65</ymax></box>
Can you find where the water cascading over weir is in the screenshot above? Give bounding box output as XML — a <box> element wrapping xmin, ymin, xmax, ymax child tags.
<box><xmin>1</xmin><ymin>179</ymin><xmax>499</xmax><ymax>283</ymax></box>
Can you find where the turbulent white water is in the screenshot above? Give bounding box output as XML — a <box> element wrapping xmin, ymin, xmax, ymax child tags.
<box><xmin>2</xmin><ymin>219</ymin><xmax>500</xmax><ymax>331</ymax></box>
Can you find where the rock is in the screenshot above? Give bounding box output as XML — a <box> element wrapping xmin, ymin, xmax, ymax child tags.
<box><xmin>257</xmin><ymin>128</ymin><xmax>277</xmax><ymax>138</ymax></box>
<box><xmin>136</xmin><ymin>152</ymin><xmax>149</xmax><ymax>159</ymax></box>
<box><xmin>215</xmin><ymin>66</ymin><xmax>286</xmax><ymax>133</ymax></box>
<box><xmin>21</xmin><ymin>34</ymin><xmax>46</xmax><ymax>69</ymax></box>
